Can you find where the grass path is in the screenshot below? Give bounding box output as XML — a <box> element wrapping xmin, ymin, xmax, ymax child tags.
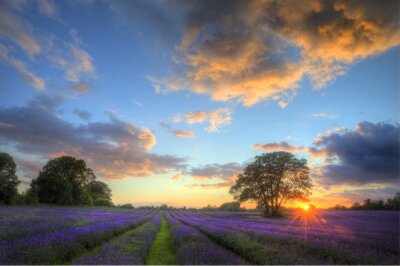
<box><xmin>146</xmin><ymin>213</ymin><xmax>177</xmax><ymax>265</ymax></box>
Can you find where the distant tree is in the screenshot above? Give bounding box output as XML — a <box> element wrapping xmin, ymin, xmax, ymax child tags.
<box><xmin>32</xmin><ymin>156</ymin><xmax>96</xmax><ymax>205</ymax></box>
<box><xmin>351</xmin><ymin>202</ymin><xmax>361</xmax><ymax>210</ymax></box>
<box><xmin>119</xmin><ymin>203</ymin><xmax>134</xmax><ymax>209</ymax></box>
<box><xmin>202</xmin><ymin>204</ymin><xmax>217</xmax><ymax>211</ymax></box>
<box><xmin>0</xmin><ymin>152</ymin><xmax>20</xmax><ymax>204</ymax></box>
<box><xmin>332</xmin><ymin>204</ymin><xmax>347</xmax><ymax>210</ymax></box>
<box><xmin>160</xmin><ymin>204</ymin><xmax>168</xmax><ymax>210</ymax></box>
<box><xmin>230</xmin><ymin>152</ymin><xmax>312</xmax><ymax>217</ymax></box>
<box><xmin>219</xmin><ymin>201</ymin><xmax>241</xmax><ymax>211</ymax></box>
<box><xmin>348</xmin><ymin>193</ymin><xmax>400</xmax><ymax>210</ymax></box>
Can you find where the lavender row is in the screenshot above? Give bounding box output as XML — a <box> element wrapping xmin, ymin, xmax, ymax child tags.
<box><xmin>0</xmin><ymin>206</ymin><xmax>153</xmax><ymax>240</ymax></box>
<box><xmin>178</xmin><ymin>210</ymin><xmax>399</xmax><ymax>252</ymax></box>
<box><xmin>73</xmin><ymin>214</ymin><xmax>162</xmax><ymax>265</ymax></box>
<box><xmin>165</xmin><ymin>211</ymin><xmax>245</xmax><ymax>265</ymax></box>
<box><xmin>171</xmin><ymin>211</ymin><xmax>287</xmax><ymax>265</ymax></box>
<box><xmin>0</xmin><ymin>211</ymin><xmax>155</xmax><ymax>264</ymax></box>
<box><xmin>174</xmin><ymin>211</ymin><xmax>399</xmax><ymax>264</ymax></box>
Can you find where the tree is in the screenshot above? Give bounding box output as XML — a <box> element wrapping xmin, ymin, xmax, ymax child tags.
<box><xmin>219</xmin><ymin>201</ymin><xmax>241</xmax><ymax>211</ymax></box>
<box><xmin>32</xmin><ymin>156</ymin><xmax>96</xmax><ymax>205</ymax></box>
<box><xmin>89</xmin><ymin>180</ymin><xmax>112</xmax><ymax>206</ymax></box>
<box><xmin>230</xmin><ymin>152</ymin><xmax>312</xmax><ymax>217</ymax></box>
<box><xmin>0</xmin><ymin>152</ymin><xmax>20</xmax><ymax>204</ymax></box>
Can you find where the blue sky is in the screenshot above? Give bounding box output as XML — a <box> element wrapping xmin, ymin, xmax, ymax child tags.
<box><xmin>0</xmin><ymin>0</ymin><xmax>399</xmax><ymax>207</ymax></box>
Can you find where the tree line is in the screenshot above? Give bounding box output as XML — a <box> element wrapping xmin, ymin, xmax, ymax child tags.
<box><xmin>0</xmin><ymin>152</ymin><xmax>113</xmax><ymax>206</ymax></box>
<box><xmin>331</xmin><ymin>193</ymin><xmax>400</xmax><ymax>210</ymax></box>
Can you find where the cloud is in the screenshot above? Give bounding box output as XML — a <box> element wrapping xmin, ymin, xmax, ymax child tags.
<box><xmin>311</xmin><ymin>112</ymin><xmax>338</xmax><ymax>119</ymax></box>
<box><xmin>37</xmin><ymin>0</ymin><xmax>57</xmax><ymax>17</ymax></box>
<box><xmin>172</xmin><ymin>130</ymin><xmax>195</xmax><ymax>139</ymax></box>
<box><xmin>0</xmin><ymin>2</ymin><xmax>41</xmax><ymax>57</ymax></box>
<box><xmin>145</xmin><ymin>0</ymin><xmax>399</xmax><ymax>106</ymax></box>
<box><xmin>63</xmin><ymin>29</ymin><xmax>97</xmax><ymax>83</ymax></box>
<box><xmin>171</xmin><ymin>172</ymin><xmax>182</xmax><ymax>181</ymax></box>
<box><xmin>73</xmin><ymin>108</ymin><xmax>92</xmax><ymax>121</ymax></box>
<box><xmin>0</xmin><ymin>96</ymin><xmax>186</xmax><ymax>180</ymax></box>
<box><xmin>69</xmin><ymin>82</ymin><xmax>93</xmax><ymax>92</ymax></box>
<box><xmin>0</xmin><ymin>44</ymin><xmax>45</xmax><ymax>90</ymax></box>
<box><xmin>174</xmin><ymin>108</ymin><xmax>231</xmax><ymax>132</ymax></box>
<box><xmin>187</xmin><ymin>162</ymin><xmax>242</xmax><ymax>188</ymax></box>
<box><xmin>253</xmin><ymin>141</ymin><xmax>307</xmax><ymax>152</ymax></box>
<box><xmin>159</xmin><ymin>121</ymin><xmax>172</xmax><ymax>129</ymax></box>
<box><xmin>310</xmin><ymin>121</ymin><xmax>400</xmax><ymax>186</ymax></box>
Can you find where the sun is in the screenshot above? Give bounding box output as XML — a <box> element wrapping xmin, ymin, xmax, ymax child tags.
<box><xmin>303</xmin><ymin>204</ymin><xmax>310</xmax><ymax>211</ymax></box>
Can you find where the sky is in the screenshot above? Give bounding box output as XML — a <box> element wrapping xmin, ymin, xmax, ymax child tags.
<box><xmin>0</xmin><ymin>0</ymin><xmax>399</xmax><ymax>208</ymax></box>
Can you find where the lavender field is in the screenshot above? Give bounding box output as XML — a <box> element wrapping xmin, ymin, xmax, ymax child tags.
<box><xmin>0</xmin><ymin>206</ymin><xmax>398</xmax><ymax>265</ymax></box>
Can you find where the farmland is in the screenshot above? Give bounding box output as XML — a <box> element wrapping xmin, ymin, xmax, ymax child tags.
<box><xmin>0</xmin><ymin>206</ymin><xmax>398</xmax><ymax>265</ymax></box>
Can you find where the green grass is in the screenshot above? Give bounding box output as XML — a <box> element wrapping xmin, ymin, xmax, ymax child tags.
<box><xmin>146</xmin><ymin>213</ymin><xmax>177</xmax><ymax>265</ymax></box>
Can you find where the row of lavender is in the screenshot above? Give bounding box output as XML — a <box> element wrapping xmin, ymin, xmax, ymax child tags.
<box><xmin>165</xmin><ymin>211</ymin><xmax>245</xmax><ymax>265</ymax></box>
<box><xmin>0</xmin><ymin>207</ymin><xmax>157</xmax><ymax>264</ymax></box>
<box><xmin>73</xmin><ymin>214</ymin><xmax>162</xmax><ymax>265</ymax></box>
<box><xmin>171</xmin><ymin>210</ymin><xmax>400</xmax><ymax>265</ymax></box>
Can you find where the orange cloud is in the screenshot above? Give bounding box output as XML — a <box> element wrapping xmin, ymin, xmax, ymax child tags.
<box><xmin>171</xmin><ymin>172</ymin><xmax>182</xmax><ymax>180</ymax></box>
<box><xmin>172</xmin><ymin>130</ymin><xmax>195</xmax><ymax>138</ymax></box>
<box><xmin>253</xmin><ymin>142</ymin><xmax>307</xmax><ymax>152</ymax></box>
<box><xmin>174</xmin><ymin>108</ymin><xmax>231</xmax><ymax>132</ymax></box>
<box><xmin>149</xmin><ymin>0</ymin><xmax>399</xmax><ymax>106</ymax></box>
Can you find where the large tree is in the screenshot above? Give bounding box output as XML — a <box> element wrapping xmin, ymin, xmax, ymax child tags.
<box><xmin>32</xmin><ymin>156</ymin><xmax>96</xmax><ymax>205</ymax></box>
<box><xmin>0</xmin><ymin>152</ymin><xmax>20</xmax><ymax>204</ymax></box>
<box><xmin>230</xmin><ymin>152</ymin><xmax>312</xmax><ymax>217</ymax></box>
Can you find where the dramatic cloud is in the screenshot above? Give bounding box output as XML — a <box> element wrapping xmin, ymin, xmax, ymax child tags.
<box><xmin>0</xmin><ymin>96</ymin><xmax>186</xmax><ymax>180</ymax></box>
<box><xmin>172</xmin><ymin>130</ymin><xmax>195</xmax><ymax>139</ymax></box>
<box><xmin>0</xmin><ymin>44</ymin><xmax>45</xmax><ymax>90</ymax></box>
<box><xmin>253</xmin><ymin>141</ymin><xmax>306</xmax><ymax>152</ymax></box>
<box><xmin>310</xmin><ymin>121</ymin><xmax>400</xmax><ymax>186</ymax></box>
<box><xmin>174</xmin><ymin>108</ymin><xmax>231</xmax><ymax>132</ymax></box>
<box><xmin>187</xmin><ymin>162</ymin><xmax>242</xmax><ymax>189</ymax></box>
<box><xmin>145</xmin><ymin>0</ymin><xmax>399</xmax><ymax>106</ymax></box>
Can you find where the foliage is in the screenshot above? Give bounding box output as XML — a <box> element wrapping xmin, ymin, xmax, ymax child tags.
<box><xmin>342</xmin><ymin>193</ymin><xmax>400</xmax><ymax>210</ymax></box>
<box><xmin>29</xmin><ymin>155</ymin><xmax>113</xmax><ymax>206</ymax></box>
<box><xmin>94</xmin><ymin>197</ymin><xmax>113</xmax><ymax>207</ymax></box>
<box><xmin>219</xmin><ymin>201</ymin><xmax>241</xmax><ymax>211</ymax></box>
<box><xmin>89</xmin><ymin>180</ymin><xmax>112</xmax><ymax>206</ymax></box>
<box><xmin>230</xmin><ymin>152</ymin><xmax>312</xmax><ymax>217</ymax></box>
<box><xmin>119</xmin><ymin>203</ymin><xmax>135</xmax><ymax>209</ymax></box>
<box><xmin>0</xmin><ymin>152</ymin><xmax>20</xmax><ymax>204</ymax></box>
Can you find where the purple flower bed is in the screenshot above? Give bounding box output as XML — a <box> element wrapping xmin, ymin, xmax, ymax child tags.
<box><xmin>0</xmin><ymin>207</ymin><xmax>155</xmax><ymax>264</ymax></box>
<box><xmin>165</xmin><ymin>211</ymin><xmax>246</xmax><ymax>265</ymax></box>
<box><xmin>73</xmin><ymin>214</ymin><xmax>162</xmax><ymax>265</ymax></box>
<box><xmin>172</xmin><ymin>210</ymin><xmax>400</xmax><ymax>264</ymax></box>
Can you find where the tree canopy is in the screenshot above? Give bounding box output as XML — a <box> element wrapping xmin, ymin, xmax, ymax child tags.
<box><xmin>31</xmin><ymin>156</ymin><xmax>112</xmax><ymax>206</ymax></box>
<box><xmin>230</xmin><ymin>152</ymin><xmax>312</xmax><ymax>217</ymax></box>
<box><xmin>0</xmin><ymin>152</ymin><xmax>20</xmax><ymax>204</ymax></box>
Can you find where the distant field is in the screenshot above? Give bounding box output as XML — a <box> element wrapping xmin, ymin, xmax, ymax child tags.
<box><xmin>0</xmin><ymin>206</ymin><xmax>398</xmax><ymax>265</ymax></box>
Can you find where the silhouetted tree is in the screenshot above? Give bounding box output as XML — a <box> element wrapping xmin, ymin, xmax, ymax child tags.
<box><xmin>31</xmin><ymin>156</ymin><xmax>96</xmax><ymax>205</ymax></box>
<box><xmin>230</xmin><ymin>152</ymin><xmax>312</xmax><ymax>217</ymax></box>
<box><xmin>0</xmin><ymin>152</ymin><xmax>20</xmax><ymax>204</ymax></box>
